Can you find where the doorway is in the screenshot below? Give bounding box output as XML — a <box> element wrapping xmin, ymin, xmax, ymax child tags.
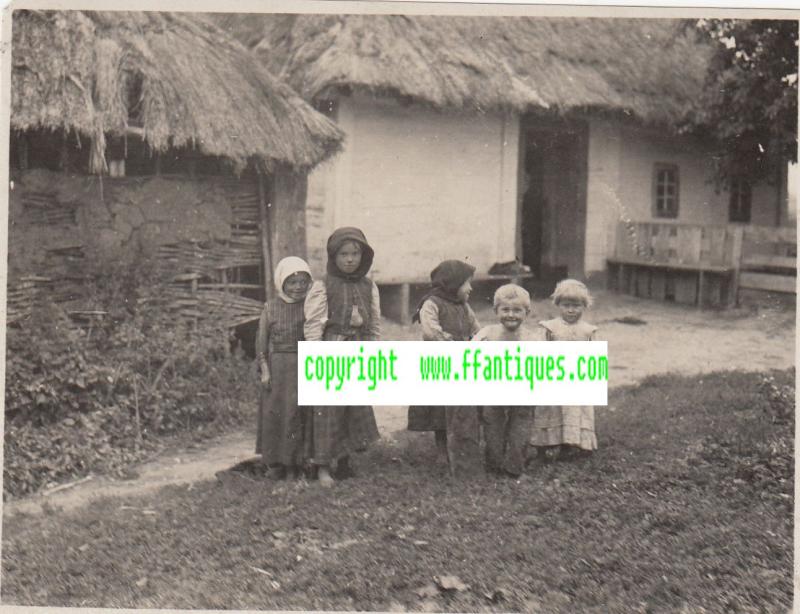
<box><xmin>520</xmin><ymin>120</ymin><xmax>588</xmax><ymax>281</ymax></box>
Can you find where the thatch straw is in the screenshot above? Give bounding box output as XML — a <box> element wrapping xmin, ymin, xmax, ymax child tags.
<box><xmin>216</xmin><ymin>14</ymin><xmax>711</xmax><ymax>126</ymax></box>
<box><xmin>11</xmin><ymin>10</ymin><xmax>344</xmax><ymax>173</ymax></box>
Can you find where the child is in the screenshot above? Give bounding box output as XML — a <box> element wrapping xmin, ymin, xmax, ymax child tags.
<box><xmin>474</xmin><ymin>284</ymin><xmax>541</xmax><ymax>477</ymax></box>
<box><xmin>531</xmin><ymin>279</ymin><xmax>598</xmax><ymax>459</ymax></box>
<box><xmin>407</xmin><ymin>259</ymin><xmax>483</xmax><ymax>477</ymax></box>
<box><xmin>256</xmin><ymin>256</ymin><xmax>313</xmax><ymax>480</ymax></box>
<box><xmin>304</xmin><ymin>227</ymin><xmax>381</xmax><ymax>487</ymax></box>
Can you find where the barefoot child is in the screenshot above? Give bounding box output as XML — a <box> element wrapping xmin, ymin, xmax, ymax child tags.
<box><xmin>256</xmin><ymin>257</ymin><xmax>313</xmax><ymax>480</ymax></box>
<box><xmin>304</xmin><ymin>227</ymin><xmax>381</xmax><ymax>487</ymax></box>
<box><xmin>474</xmin><ymin>283</ymin><xmax>541</xmax><ymax>477</ymax></box>
<box><xmin>407</xmin><ymin>259</ymin><xmax>483</xmax><ymax>477</ymax></box>
<box><xmin>531</xmin><ymin>279</ymin><xmax>599</xmax><ymax>459</ymax></box>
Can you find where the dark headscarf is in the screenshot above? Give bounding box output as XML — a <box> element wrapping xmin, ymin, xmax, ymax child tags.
<box><xmin>326</xmin><ymin>227</ymin><xmax>375</xmax><ymax>281</ymax></box>
<box><xmin>412</xmin><ymin>259</ymin><xmax>476</xmax><ymax>323</ymax></box>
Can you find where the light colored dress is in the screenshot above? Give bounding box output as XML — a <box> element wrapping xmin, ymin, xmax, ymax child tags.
<box><xmin>530</xmin><ymin>317</ymin><xmax>598</xmax><ymax>451</ymax></box>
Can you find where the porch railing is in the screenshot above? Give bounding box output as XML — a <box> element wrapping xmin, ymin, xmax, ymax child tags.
<box><xmin>608</xmin><ymin>221</ymin><xmax>796</xmax><ymax>305</ymax></box>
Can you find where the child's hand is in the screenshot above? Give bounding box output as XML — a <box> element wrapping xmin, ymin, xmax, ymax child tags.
<box><xmin>442</xmin><ymin>332</ymin><xmax>454</xmax><ymax>341</ymax></box>
<box><xmin>260</xmin><ymin>363</ymin><xmax>271</xmax><ymax>390</ymax></box>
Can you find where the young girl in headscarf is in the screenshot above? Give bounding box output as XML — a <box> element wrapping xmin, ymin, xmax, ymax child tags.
<box><xmin>304</xmin><ymin>227</ymin><xmax>381</xmax><ymax>487</ymax></box>
<box><xmin>531</xmin><ymin>279</ymin><xmax>599</xmax><ymax>460</ymax></box>
<box><xmin>256</xmin><ymin>256</ymin><xmax>313</xmax><ymax>480</ymax></box>
<box><xmin>407</xmin><ymin>259</ymin><xmax>483</xmax><ymax>477</ymax></box>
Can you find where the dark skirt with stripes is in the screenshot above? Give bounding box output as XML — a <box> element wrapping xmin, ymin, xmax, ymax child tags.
<box><xmin>308</xmin><ymin>330</ymin><xmax>380</xmax><ymax>465</ymax></box>
<box><xmin>256</xmin><ymin>352</ymin><xmax>313</xmax><ymax>467</ymax></box>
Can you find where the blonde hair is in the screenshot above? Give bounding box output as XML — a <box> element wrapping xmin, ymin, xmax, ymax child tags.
<box><xmin>551</xmin><ymin>279</ymin><xmax>594</xmax><ymax>308</ymax></box>
<box><xmin>493</xmin><ymin>283</ymin><xmax>531</xmax><ymax>309</ymax></box>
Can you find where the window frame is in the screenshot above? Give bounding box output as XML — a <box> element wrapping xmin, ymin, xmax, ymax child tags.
<box><xmin>728</xmin><ymin>177</ymin><xmax>753</xmax><ymax>223</ymax></box>
<box><xmin>651</xmin><ymin>163</ymin><xmax>680</xmax><ymax>219</ymax></box>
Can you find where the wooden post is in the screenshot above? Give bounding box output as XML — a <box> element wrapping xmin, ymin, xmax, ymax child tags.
<box><xmin>270</xmin><ymin>164</ymin><xmax>309</xmax><ymax>262</ymax></box>
<box><xmin>17</xmin><ymin>133</ymin><xmax>29</xmax><ymax>170</ymax></box>
<box><xmin>729</xmin><ymin>226</ymin><xmax>744</xmax><ymax>307</ymax></box>
<box><xmin>697</xmin><ymin>270</ymin><xmax>705</xmax><ymax>309</ymax></box>
<box><xmin>59</xmin><ymin>130</ymin><xmax>69</xmax><ymax>171</ymax></box>
<box><xmin>399</xmin><ymin>283</ymin><xmax>411</xmax><ymax>325</ymax></box>
<box><xmin>257</xmin><ymin>173</ymin><xmax>274</xmax><ymax>302</ymax></box>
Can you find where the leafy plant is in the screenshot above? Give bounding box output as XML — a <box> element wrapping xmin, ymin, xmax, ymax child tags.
<box><xmin>4</xmin><ymin>258</ymin><xmax>256</xmax><ymax>498</ymax></box>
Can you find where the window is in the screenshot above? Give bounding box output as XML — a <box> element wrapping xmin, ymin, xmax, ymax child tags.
<box><xmin>652</xmin><ymin>163</ymin><xmax>679</xmax><ymax>218</ymax></box>
<box><xmin>729</xmin><ymin>177</ymin><xmax>752</xmax><ymax>223</ymax></box>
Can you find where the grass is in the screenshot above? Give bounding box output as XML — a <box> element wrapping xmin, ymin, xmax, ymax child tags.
<box><xmin>2</xmin><ymin>369</ymin><xmax>793</xmax><ymax>612</ymax></box>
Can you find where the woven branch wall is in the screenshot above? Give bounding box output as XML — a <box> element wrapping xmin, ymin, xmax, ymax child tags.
<box><xmin>7</xmin><ymin>170</ymin><xmax>266</xmax><ymax>328</ymax></box>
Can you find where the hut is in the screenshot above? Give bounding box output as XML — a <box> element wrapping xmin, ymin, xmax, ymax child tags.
<box><xmin>218</xmin><ymin>14</ymin><xmax>793</xmax><ymax>313</ymax></box>
<box><xmin>8</xmin><ymin>10</ymin><xmax>343</xmax><ymax>337</ymax></box>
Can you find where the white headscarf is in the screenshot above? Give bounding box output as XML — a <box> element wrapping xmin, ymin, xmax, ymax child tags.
<box><xmin>274</xmin><ymin>256</ymin><xmax>312</xmax><ymax>303</ymax></box>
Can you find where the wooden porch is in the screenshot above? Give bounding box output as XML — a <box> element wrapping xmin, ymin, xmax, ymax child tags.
<box><xmin>607</xmin><ymin>221</ymin><xmax>796</xmax><ymax>307</ymax></box>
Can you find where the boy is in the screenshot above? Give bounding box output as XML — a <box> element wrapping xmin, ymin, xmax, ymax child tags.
<box><xmin>474</xmin><ymin>284</ymin><xmax>541</xmax><ymax>477</ymax></box>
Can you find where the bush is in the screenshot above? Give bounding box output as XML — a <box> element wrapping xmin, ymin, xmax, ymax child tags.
<box><xmin>4</xmin><ymin>258</ymin><xmax>257</xmax><ymax>498</ymax></box>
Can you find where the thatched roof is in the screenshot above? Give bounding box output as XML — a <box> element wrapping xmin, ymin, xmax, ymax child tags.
<box><xmin>215</xmin><ymin>14</ymin><xmax>711</xmax><ymax>126</ymax></box>
<box><xmin>11</xmin><ymin>10</ymin><xmax>344</xmax><ymax>173</ymax></box>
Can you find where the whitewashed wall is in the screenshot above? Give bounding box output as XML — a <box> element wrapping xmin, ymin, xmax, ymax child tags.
<box><xmin>584</xmin><ymin>118</ymin><xmax>783</xmax><ymax>275</ymax></box>
<box><xmin>306</xmin><ymin>93</ymin><xmax>520</xmax><ymax>283</ymax></box>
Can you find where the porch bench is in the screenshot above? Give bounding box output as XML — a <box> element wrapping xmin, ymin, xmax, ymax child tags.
<box><xmin>606</xmin><ymin>257</ymin><xmax>736</xmax><ymax>308</ymax></box>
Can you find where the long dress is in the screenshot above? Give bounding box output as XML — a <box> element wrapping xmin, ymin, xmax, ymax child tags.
<box><xmin>255</xmin><ymin>299</ymin><xmax>312</xmax><ymax>467</ymax></box>
<box><xmin>530</xmin><ymin>317</ymin><xmax>598</xmax><ymax>451</ymax></box>
<box><xmin>303</xmin><ymin>275</ymin><xmax>381</xmax><ymax>466</ymax></box>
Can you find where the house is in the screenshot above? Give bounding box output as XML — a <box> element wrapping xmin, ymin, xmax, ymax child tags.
<box><xmin>218</xmin><ymin>14</ymin><xmax>792</xmax><ymax>310</ymax></box>
<box><xmin>8</xmin><ymin>10</ymin><xmax>342</xmax><ymax>332</ymax></box>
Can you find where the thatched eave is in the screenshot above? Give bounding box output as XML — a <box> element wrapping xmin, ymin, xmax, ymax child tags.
<box><xmin>217</xmin><ymin>14</ymin><xmax>712</xmax><ymax>129</ymax></box>
<box><xmin>11</xmin><ymin>10</ymin><xmax>344</xmax><ymax>174</ymax></box>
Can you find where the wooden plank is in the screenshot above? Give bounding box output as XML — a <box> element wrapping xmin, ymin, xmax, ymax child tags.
<box><xmin>704</xmin><ymin>227</ymin><xmax>728</xmax><ymax>265</ymax></box>
<box><xmin>606</xmin><ymin>258</ymin><xmax>732</xmax><ymax>273</ymax></box>
<box><xmin>674</xmin><ymin>272</ymin><xmax>698</xmax><ymax>304</ymax></box>
<box><xmin>650</xmin><ymin>270</ymin><xmax>666</xmax><ymax>300</ymax></box>
<box><xmin>257</xmin><ymin>173</ymin><xmax>274</xmax><ymax>301</ymax></box>
<box><xmin>651</xmin><ymin>225</ymin><xmax>671</xmax><ymax>261</ymax></box>
<box><xmin>676</xmin><ymin>226</ymin><xmax>702</xmax><ymax>264</ymax></box>
<box><xmin>635</xmin><ymin>267</ymin><xmax>650</xmax><ymax>298</ymax></box>
<box><xmin>742</xmin><ymin>225</ymin><xmax>796</xmax><ymax>244</ymax></box>
<box><xmin>739</xmin><ymin>272</ymin><xmax>798</xmax><ymax>294</ymax></box>
<box><xmin>740</xmin><ymin>255</ymin><xmax>797</xmax><ymax>270</ymax></box>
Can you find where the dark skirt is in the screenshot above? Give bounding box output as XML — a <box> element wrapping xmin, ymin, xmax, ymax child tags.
<box><xmin>407</xmin><ymin>406</ymin><xmax>446</xmax><ymax>431</ymax></box>
<box><xmin>256</xmin><ymin>352</ymin><xmax>312</xmax><ymax>467</ymax></box>
<box><xmin>309</xmin><ymin>330</ymin><xmax>380</xmax><ymax>465</ymax></box>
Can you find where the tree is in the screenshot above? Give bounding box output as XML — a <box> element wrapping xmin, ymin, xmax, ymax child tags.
<box><xmin>690</xmin><ymin>19</ymin><xmax>798</xmax><ymax>187</ymax></box>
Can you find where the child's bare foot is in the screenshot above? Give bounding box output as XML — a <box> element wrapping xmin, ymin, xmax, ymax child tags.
<box><xmin>317</xmin><ymin>466</ymin><xmax>334</xmax><ymax>488</ymax></box>
<box><xmin>334</xmin><ymin>456</ymin><xmax>355</xmax><ymax>480</ymax></box>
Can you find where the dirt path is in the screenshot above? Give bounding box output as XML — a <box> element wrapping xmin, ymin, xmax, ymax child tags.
<box><xmin>6</xmin><ymin>291</ymin><xmax>794</xmax><ymax>517</ymax></box>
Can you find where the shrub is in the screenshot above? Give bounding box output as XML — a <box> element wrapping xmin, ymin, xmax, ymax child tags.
<box><xmin>4</xmin><ymin>258</ymin><xmax>257</xmax><ymax>498</ymax></box>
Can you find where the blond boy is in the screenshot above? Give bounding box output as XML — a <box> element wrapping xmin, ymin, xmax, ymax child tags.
<box><xmin>474</xmin><ymin>284</ymin><xmax>541</xmax><ymax>476</ymax></box>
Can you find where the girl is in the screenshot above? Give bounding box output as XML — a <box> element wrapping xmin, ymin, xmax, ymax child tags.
<box><xmin>304</xmin><ymin>227</ymin><xmax>381</xmax><ymax>487</ymax></box>
<box><xmin>531</xmin><ymin>279</ymin><xmax>599</xmax><ymax>459</ymax></box>
<box><xmin>407</xmin><ymin>259</ymin><xmax>483</xmax><ymax>477</ymax></box>
<box><xmin>256</xmin><ymin>256</ymin><xmax>313</xmax><ymax>480</ymax></box>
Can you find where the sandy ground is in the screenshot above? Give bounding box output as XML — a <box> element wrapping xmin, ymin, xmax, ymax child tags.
<box><xmin>5</xmin><ymin>290</ymin><xmax>795</xmax><ymax>516</ymax></box>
